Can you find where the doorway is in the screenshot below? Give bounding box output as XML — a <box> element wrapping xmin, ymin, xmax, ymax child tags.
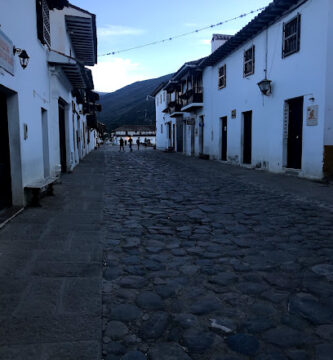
<box><xmin>221</xmin><ymin>116</ymin><xmax>227</xmax><ymax>161</ymax></box>
<box><xmin>172</xmin><ymin>123</ymin><xmax>175</xmax><ymax>150</ymax></box>
<box><xmin>41</xmin><ymin>109</ymin><xmax>50</xmax><ymax>178</ymax></box>
<box><xmin>287</xmin><ymin>97</ymin><xmax>303</xmax><ymax>169</ymax></box>
<box><xmin>0</xmin><ymin>93</ymin><xmax>12</xmax><ymax>209</ymax></box>
<box><xmin>191</xmin><ymin>123</ymin><xmax>195</xmax><ymax>156</ymax></box>
<box><xmin>199</xmin><ymin>116</ymin><xmax>204</xmax><ymax>154</ymax></box>
<box><xmin>168</xmin><ymin>122</ymin><xmax>171</xmax><ymax>148</ymax></box>
<box><xmin>58</xmin><ymin>100</ymin><xmax>67</xmax><ymax>173</ymax></box>
<box><xmin>176</xmin><ymin>119</ymin><xmax>183</xmax><ymax>152</ymax></box>
<box><xmin>242</xmin><ymin>111</ymin><xmax>252</xmax><ymax>164</ymax></box>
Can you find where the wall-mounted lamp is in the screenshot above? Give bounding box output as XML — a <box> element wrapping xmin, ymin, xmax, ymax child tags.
<box><xmin>13</xmin><ymin>47</ymin><xmax>30</xmax><ymax>69</ymax></box>
<box><xmin>257</xmin><ymin>78</ymin><xmax>272</xmax><ymax>96</ymax></box>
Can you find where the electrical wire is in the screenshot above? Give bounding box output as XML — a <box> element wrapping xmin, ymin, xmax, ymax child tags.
<box><xmin>98</xmin><ymin>7</ymin><xmax>266</xmax><ymax>57</ymax></box>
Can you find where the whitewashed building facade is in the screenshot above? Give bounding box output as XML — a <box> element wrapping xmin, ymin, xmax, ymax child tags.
<box><xmin>153</xmin><ymin>0</ymin><xmax>333</xmax><ymax>180</ymax></box>
<box><xmin>0</xmin><ymin>0</ymin><xmax>101</xmax><ymax>208</ymax></box>
<box><xmin>112</xmin><ymin>125</ymin><xmax>156</xmax><ymax>146</ymax></box>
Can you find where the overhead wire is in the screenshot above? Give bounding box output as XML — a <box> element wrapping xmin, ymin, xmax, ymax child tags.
<box><xmin>98</xmin><ymin>6</ymin><xmax>266</xmax><ymax>57</ymax></box>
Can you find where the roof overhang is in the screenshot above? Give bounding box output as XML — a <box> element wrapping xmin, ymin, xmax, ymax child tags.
<box><xmin>202</xmin><ymin>0</ymin><xmax>306</xmax><ymax>68</ymax></box>
<box><xmin>48</xmin><ymin>52</ymin><xmax>93</xmax><ymax>89</ymax></box>
<box><xmin>47</xmin><ymin>0</ymin><xmax>68</xmax><ymax>10</ymax></box>
<box><xmin>164</xmin><ymin>80</ymin><xmax>181</xmax><ymax>92</ymax></box>
<box><xmin>65</xmin><ymin>14</ymin><xmax>97</xmax><ymax>66</ymax></box>
<box><xmin>181</xmin><ymin>103</ymin><xmax>203</xmax><ymax>112</ymax></box>
<box><xmin>170</xmin><ymin>112</ymin><xmax>184</xmax><ymax>118</ymax></box>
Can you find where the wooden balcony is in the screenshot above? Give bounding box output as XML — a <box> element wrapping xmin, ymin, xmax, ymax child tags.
<box><xmin>181</xmin><ymin>88</ymin><xmax>203</xmax><ymax>112</ymax></box>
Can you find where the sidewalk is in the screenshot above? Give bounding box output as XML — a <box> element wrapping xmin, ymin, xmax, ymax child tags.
<box><xmin>0</xmin><ymin>150</ymin><xmax>105</xmax><ymax>360</ymax></box>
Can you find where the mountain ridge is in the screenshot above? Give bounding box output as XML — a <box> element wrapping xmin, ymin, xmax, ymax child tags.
<box><xmin>97</xmin><ymin>73</ymin><xmax>173</xmax><ymax>131</ymax></box>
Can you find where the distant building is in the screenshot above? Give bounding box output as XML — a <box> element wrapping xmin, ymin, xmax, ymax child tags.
<box><xmin>112</xmin><ymin>125</ymin><xmax>156</xmax><ymax>146</ymax></box>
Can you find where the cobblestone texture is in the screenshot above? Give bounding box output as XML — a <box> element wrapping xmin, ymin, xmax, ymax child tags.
<box><xmin>0</xmin><ymin>146</ymin><xmax>333</xmax><ymax>359</ymax></box>
<box><xmin>102</xmin><ymin>146</ymin><xmax>333</xmax><ymax>360</ymax></box>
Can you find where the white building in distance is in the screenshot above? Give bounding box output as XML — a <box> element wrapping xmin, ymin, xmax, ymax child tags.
<box><xmin>112</xmin><ymin>125</ymin><xmax>156</xmax><ymax>146</ymax></box>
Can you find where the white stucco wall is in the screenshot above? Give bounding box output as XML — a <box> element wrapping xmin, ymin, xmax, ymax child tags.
<box><xmin>200</xmin><ymin>0</ymin><xmax>329</xmax><ymax>179</ymax></box>
<box><xmin>0</xmin><ymin>1</ymin><xmax>97</xmax><ymax>206</ymax></box>
<box><xmin>155</xmin><ymin>89</ymin><xmax>170</xmax><ymax>150</ymax></box>
<box><xmin>0</xmin><ymin>0</ymin><xmax>52</xmax><ymax>205</ymax></box>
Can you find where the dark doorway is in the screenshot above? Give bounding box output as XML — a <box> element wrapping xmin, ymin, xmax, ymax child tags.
<box><xmin>172</xmin><ymin>124</ymin><xmax>175</xmax><ymax>150</ymax></box>
<box><xmin>58</xmin><ymin>100</ymin><xmax>67</xmax><ymax>173</ymax></box>
<box><xmin>191</xmin><ymin>124</ymin><xmax>195</xmax><ymax>156</ymax></box>
<box><xmin>287</xmin><ymin>97</ymin><xmax>303</xmax><ymax>169</ymax></box>
<box><xmin>0</xmin><ymin>93</ymin><xmax>12</xmax><ymax>209</ymax></box>
<box><xmin>221</xmin><ymin>116</ymin><xmax>227</xmax><ymax>161</ymax></box>
<box><xmin>199</xmin><ymin>116</ymin><xmax>204</xmax><ymax>154</ymax></box>
<box><xmin>243</xmin><ymin>111</ymin><xmax>252</xmax><ymax>164</ymax></box>
<box><xmin>176</xmin><ymin>120</ymin><xmax>183</xmax><ymax>152</ymax></box>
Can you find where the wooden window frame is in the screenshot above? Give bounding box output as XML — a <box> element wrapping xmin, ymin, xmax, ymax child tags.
<box><xmin>218</xmin><ymin>64</ymin><xmax>226</xmax><ymax>89</ymax></box>
<box><xmin>243</xmin><ymin>45</ymin><xmax>255</xmax><ymax>77</ymax></box>
<box><xmin>282</xmin><ymin>13</ymin><xmax>301</xmax><ymax>58</ymax></box>
<box><xmin>36</xmin><ymin>0</ymin><xmax>51</xmax><ymax>48</ymax></box>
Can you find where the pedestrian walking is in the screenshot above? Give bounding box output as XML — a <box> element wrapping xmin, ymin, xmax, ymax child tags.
<box><xmin>129</xmin><ymin>137</ymin><xmax>133</xmax><ymax>152</ymax></box>
<box><xmin>119</xmin><ymin>138</ymin><xmax>125</xmax><ymax>151</ymax></box>
<box><xmin>136</xmin><ymin>138</ymin><xmax>140</xmax><ymax>150</ymax></box>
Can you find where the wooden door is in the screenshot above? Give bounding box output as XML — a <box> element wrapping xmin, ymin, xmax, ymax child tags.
<box><xmin>172</xmin><ymin>124</ymin><xmax>175</xmax><ymax>150</ymax></box>
<box><xmin>221</xmin><ymin>116</ymin><xmax>227</xmax><ymax>161</ymax></box>
<box><xmin>243</xmin><ymin>111</ymin><xmax>252</xmax><ymax>164</ymax></box>
<box><xmin>199</xmin><ymin>116</ymin><xmax>204</xmax><ymax>154</ymax></box>
<box><xmin>191</xmin><ymin>124</ymin><xmax>195</xmax><ymax>156</ymax></box>
<box><xmin>0</xmin><ymin>93</ymin><xmax>12</xmax><ymax>209</ymax></box>
<box><xmin>287</xmin><ymin>97</ymin><xmax>303</xmax><ymax>169</ymax></box>
<box><xmin>58</xmin><ymin>101</ymin><xmax>67</xmax><ymax>173</ymax></box>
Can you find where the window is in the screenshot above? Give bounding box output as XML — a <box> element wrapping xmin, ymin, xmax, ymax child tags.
<box><xmin>161</xmin><ymin>124</ymin><xmax>163</xmax><ymax>133</ymax></box>
<box><xmin>243</xmin><ymin>45</ymin><xmax>255</xmax><ymax>77</ymax></box>
<box><xmin>36</xmin><ymin>0</ymin><xmax>51</xmax><ymax>47</ymax></box>
<box><xmin>283</xmin><ymin>14</ymin><xmax>301</xmax><ymax>58</ymax></box>
<box><xmin>160</xmin><ymin>94</ymin><xmax>162</xmax><ymax>103</ymax></box>
<box><xmin>163</xmin><ymin>92</ymin><xmax>166</xmax><ymax>102</ymax></box>
<box><xmin>218</xmin><ymin>64</ymin><xmax>226</xmax><ymax>89</ymax></box>
<box><xmin>156</xmin><ymin>97</ymin><xmax>159</xmax><ymax>106</ymax></box>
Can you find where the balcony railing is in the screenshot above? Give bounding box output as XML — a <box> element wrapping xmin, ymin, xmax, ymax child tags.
<box><xmin>168</xmin><ymin>101</ymin><xmax>183</xmax><ymax>113</ymax></box>
<box><xmin>182</xmin><ymin>87</ymin><xmax>203</xmax><ymax>107</ymax></box>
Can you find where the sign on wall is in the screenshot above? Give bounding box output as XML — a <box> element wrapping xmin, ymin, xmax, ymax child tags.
<box><xmin>306</xmin><ymin>105</ymin><xmax>318</xmax><ymax>126</ymax></box>
<box><xmin>0</xmin><ymin>29</ymin><xmax>14</xmax><ymax>76</ymax></box>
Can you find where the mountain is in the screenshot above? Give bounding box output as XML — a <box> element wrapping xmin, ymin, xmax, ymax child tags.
<box><xmin>97</xmin><ymin>73</ymin><xmax>173</xmax><ymax>132</ymax></box>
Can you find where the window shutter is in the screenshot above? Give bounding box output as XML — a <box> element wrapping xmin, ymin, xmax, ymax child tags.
<box><xmin>296</xmin><ymin>13</ymin><xmax>301</xmax><ymax>52</ymax></box>
<box><xmin>36</xmin><ymin>0</ymin><xmax>44</xmax><ymax>43</ymax></box>
<box><xmin>42</xmin><ymin>0</ymin><xmax>51</xmax><ymax>47</ymax></box>
<box><xmin>36</xmin><ymin>0</ymin><xmax>51</xmax><ymax>47</ymax></box>
<box><xmin>282</xmin><ymin>22</ymin><xmax>286</xmax><ymax>57</ymax></box>
<box><xmin>224</xmin><ymin>64</ymin><xmax>226</xmax><ymax>87</ymax></box>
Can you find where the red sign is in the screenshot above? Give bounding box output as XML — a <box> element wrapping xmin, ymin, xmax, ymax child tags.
<box><xmin>0</xmin><ymin>29</ymin><xmax>14</xmax><ymax>75</ymax></box>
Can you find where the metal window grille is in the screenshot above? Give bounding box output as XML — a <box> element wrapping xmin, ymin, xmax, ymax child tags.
<box><xmin>36</xmin><ymin>0</ymin><xmax>51</xmax><ymax>47</ymax></box>
<box><xmin>243</xmin><ymin>45</ymin><xmax>255</xmax><ymax>77</ymax></box>
<box><xmin>282</xmin><ymin>14</ymin><xmax>301</xmax><ymax>58</ymax></box>
<box><xmin>218</xmin><ymin>64</ymin><xmax>226</xmax><ymax>89</ymax></box>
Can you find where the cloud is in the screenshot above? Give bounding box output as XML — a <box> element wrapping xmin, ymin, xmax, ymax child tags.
<box><xmin>89</xmin><ymin>58</ymin><xmax>151</xmax><ymax>93</ymax></box>
<box><xmin>184</xmin><ymin>22</ymin><xmax>198</xmax><ymax>28</ymax></box>
<box><xmin>199</xmin><ymin>39</ymin><xmax>211</xmax><ymax>45</ymax></box>
<box><xmin>98</xmin><ymin>25</ymin><xmax>145</xmax><ymax>37</ymax></box>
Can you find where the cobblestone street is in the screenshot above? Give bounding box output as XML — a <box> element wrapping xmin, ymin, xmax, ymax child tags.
<box><xmin>0</xmin><ymin>146</ymin><xmax>333</xmax><ymax>359</ymax></box>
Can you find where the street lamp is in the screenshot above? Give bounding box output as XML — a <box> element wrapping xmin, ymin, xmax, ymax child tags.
<box><xmin>13</xmin><ymin>47</ymin><xmax>30</xmax><ymax>69</ymax></box>
<box><xmin>257</xmin><ymin>78</ymin><xmax>272</xmax><ymax>96</ymax></box>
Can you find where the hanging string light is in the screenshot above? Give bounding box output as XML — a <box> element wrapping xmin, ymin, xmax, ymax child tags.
<box><xmin>99</xmin><ymin>7</ymin><xmax>266</xmax><ymax>57</ymax></box>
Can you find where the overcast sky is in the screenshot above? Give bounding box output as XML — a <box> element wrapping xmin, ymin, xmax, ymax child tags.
<box><xmin>70</xmin><ymin>0</ymin><xmax>272</xmax><ymax>93</ymax></box>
